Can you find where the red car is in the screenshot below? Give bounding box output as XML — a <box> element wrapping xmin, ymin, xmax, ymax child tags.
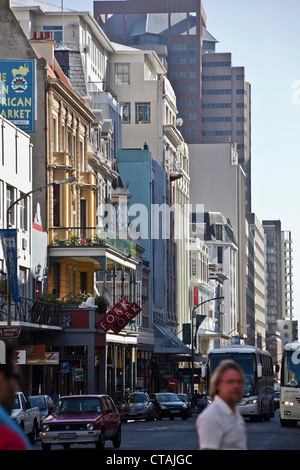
<box><xmin>40</xmin><ymin>394</ymin><xmax>121</xmax><ymax>450</ymax></box>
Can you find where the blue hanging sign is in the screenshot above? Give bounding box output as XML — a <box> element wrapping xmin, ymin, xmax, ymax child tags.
<box><xmin>0</xmin><ymin>59</ymin><xmax>36</xmax><ymax>133</ymax></box>
<box><xmin>0</xmin><ymin>229</ymin><xmax>21</xmax><ymax>302</ymax></box>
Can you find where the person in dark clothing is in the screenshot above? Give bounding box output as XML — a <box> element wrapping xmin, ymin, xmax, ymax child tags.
<box><xmin>0</xmin><ymin>341</ymin><xmax>30</xmax><ymax>450</ymax></box>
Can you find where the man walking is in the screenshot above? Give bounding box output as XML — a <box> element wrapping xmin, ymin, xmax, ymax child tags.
<box><xmin>196</xmin><ymin>359</ymin><xmax>247</xmax><ymax>450</ymax></box>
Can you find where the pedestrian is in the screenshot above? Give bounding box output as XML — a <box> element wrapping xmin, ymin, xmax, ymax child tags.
<box><xmin>196</xmin><ymin>359</ymin><xmax>247</xmax><ymax>450</ymax></box>
<box><xmin>0</xmin><ymin>341</ymin><xmax>31</xmax><ymax>450</ymax></box>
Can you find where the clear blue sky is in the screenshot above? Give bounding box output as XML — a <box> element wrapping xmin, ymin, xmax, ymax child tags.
<box><xmin>51</xmin><ymin>0</ymin><xmax>300</xmax><ymax>323</ymax></box>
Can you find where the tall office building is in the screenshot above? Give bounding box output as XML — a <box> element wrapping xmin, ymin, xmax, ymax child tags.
<box><xmin>94</xmin><ymin>0</ymin><xmax>252</xmax><ymax>211</ymax></box>
<box><xmin>263</xmin><ymin>220</ymin><xmax>285</xmax><ymax>330</ymax></box>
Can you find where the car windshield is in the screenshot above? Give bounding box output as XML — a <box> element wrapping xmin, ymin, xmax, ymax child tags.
<box><xmin>209</xmin><ymin>352</ymin><xmax>258</xmax><ymax>397</ymax></box>
<box><xmin>28</xmin><ymin>397</ymin><xmax>46</xmax><ymax>410</ymax></box>
<box><xmin>53</xmin><ymin>397</ymin><xmax>101</xmax><ymax>415</ymax></box>
<box><xmin>157</xmin><ymin>394</ymin><xmax>180</xmax><ymax>402</ymax></box>
<box><xmin>128</xmin><ymin>394</ymin><xmax>147</xmax><ymax>404</ymax></box>
<box><xmin>177</xmin><ymin>395</ymin><xmax>187</xmax><ymax>401</ymax></box>
<box><xmin>12</xmin><ymin>395</ymin><xmax>20</xmax><ymax>410</ymax></box>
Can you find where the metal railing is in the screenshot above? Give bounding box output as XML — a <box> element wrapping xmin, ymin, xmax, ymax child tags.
<box><xmin>0</xmin><ymin>295</ymin><xmax>60</xmax><ymax>326</ymax></box>
<box><xmin>48</xmin><ymin>227</ymin><xmax>137</xmax><ymax>258</ymax></box>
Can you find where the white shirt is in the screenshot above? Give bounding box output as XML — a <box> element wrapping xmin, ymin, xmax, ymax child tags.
<box><xmin>196</xmin><ymin>395</ymin><xmax>247</xmax><ymax>450</ymax></box>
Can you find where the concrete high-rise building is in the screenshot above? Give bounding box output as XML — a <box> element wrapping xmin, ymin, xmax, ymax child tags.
<box><xmin>262</xmin><ymin>220</ymin><xmax>297</xmax><ymax>357</ymax></box>
<box><xmin>247</xmin><ymin>213</ymin><xmax>266</xmax><ymax>348</ymax></box>
<box><xmin>262</xmin><ymin>220</ymin><xmax>285</xmax><ymax>330</ymax></box>
<box><xmin>189</xmin><ymin>143</ymin><xmax>247</xmax><ymax>338</ymax></box>
<box><xmin>94</xmin><ymin>0</ymin><xmax>252</xmax><ymax>211</ymax></box>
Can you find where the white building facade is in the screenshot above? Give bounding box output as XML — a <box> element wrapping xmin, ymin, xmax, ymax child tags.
<box><xmin>0</xmin><ymin>115</ymin><xmax>32</xmax><ymax>301</ymax></box>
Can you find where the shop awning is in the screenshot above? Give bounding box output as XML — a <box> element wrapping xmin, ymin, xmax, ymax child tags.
<box><xmin>153</xmin><ymin>324</ymin><xmax>192</xmax><ymax>355</ymax></box>
<box><xmin>198</xmin><ymin>327</ymin><xmax>229</xmax><ymax>339</ymax></box>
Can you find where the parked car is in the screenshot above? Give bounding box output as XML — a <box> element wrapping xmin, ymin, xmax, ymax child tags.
<box><xmin>177</xmin><ymin>393</ymin><xmax>192</xmax><ymax>417</ymax></box>
<box><xmin>119</xmin><ymin>392</ymin><xmax>154</xmax><ymax>422</ymax></box>
<box><xmin>150</xmin><ymin>393</ymin><xmax>189</xmax><ymax>420</ymax></box>
<box><xmin>11</xmin><ymin>392</ymin><xmax>41</xmax><ymax>444</ymax></box>
<box><xmin>28</xmin><ymin>395</ymin><xmax>56</xmax><ymax>422</ymax></box>
<box><xmin>40</xmin><ymin>394</ymin><xmax>121</xmax><ymax>450</ymax></box>
<box><xmin>274</xmin><ymin>391</ymin><xmax>280</xmax><ymax>410</ymax></box>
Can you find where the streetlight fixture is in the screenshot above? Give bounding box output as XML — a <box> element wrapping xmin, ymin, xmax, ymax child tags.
<box><xmin>191</xmin><ymin>295</ymin><xmax>224</xmax><ymax>396</ymax></box>
<box><xmin>4</xmin><ymin>176</ymin><xmax>76</xmax><ymax>326</ymax></box>
<box><xmin>226</xmin><ymin>323</ymin><xmax>250</xmax><ymax>338</ymax></box>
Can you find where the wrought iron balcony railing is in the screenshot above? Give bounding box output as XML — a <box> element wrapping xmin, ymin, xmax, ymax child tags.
<box><xmin>0</xmin><ymin>295</ymin><xmax>60</xmax><ymax>327</ymax></box>
<box><xmin>48</xmin><ymin>227</ymin><xmax>137</xmax><ymax>258</ymax></box>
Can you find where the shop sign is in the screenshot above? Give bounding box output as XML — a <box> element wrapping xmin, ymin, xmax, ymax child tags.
<box><xmin>0</xmin><ymin>60</ymin><xmax>36</xmax><ymax>132</ymax></box>
<box><xmin>73</xmin><ymin>368</ymin><xmax>84</xmax><ymax>382</ymax></box>
<box><xmin>97</xmin><ymin>297</ymin><xmax>131</xmax><ymax>332</ymax></box>
<box><xmin>111</xmin><ymin>302</ymin><xmax>142</xmax><ymax>334</ymax></box>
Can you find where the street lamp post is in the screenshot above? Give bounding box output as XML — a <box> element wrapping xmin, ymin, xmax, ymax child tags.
<box><xmin>5</xmin><ymin>176</ymin><xmax>76</xmax><ymax>326</ymax></box>
<box><xmin>226</xmin><ymin>323</ymin><xmax>250</xmax><ymax>340</ymax></box>
<box><xmin>191</xmin><ymin>296</ymin><xmax>224</xmax><ymax>396</ymax></box>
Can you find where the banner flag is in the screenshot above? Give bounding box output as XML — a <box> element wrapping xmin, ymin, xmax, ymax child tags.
<box><xmin>194</xmin><ymin>314</ymin><xmax>207</xmax><ymax>348</ymax></box>
<box><xmin>0</xmin><ymin>229</ymin><xmax>21</xmax><ymax>302</ymax></box>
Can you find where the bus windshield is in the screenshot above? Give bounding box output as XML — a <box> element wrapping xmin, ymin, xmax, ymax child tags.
<box><xmin>208</xmin><ymin>352</ymin><xmax>258</xmax><ymax>397</ymax></box>
<box><xmin>282</xmin><ymin>350</ymin><xmax>300</xmax><ymax>388</ymax></box>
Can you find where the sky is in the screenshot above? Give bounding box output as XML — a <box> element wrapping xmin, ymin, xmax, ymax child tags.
<box><xmin>49</xmin><ymin>0</ymin><xmax>300</xmax><ymax>323</ymax></box>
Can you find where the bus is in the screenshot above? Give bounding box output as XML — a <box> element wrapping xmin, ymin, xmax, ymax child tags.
<box><xmin>202</xmin><ymin>344</ymin><xmax>275</xmax><ymax>421</ymax></box>
<box><xmin>280</xmin><ymin>342</ymin><xmax>300</xmax><ymax>427</ymax></box>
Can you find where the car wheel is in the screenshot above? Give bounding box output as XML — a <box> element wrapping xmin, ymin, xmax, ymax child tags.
<box><xmin>29</xmin><ymin>421</ymin><xmax>38</xmax><ymax>444</ymax></box>
<box><xmin>95</xmin><ymin>431</ymin><xmax>105</xmax><ymax>450</ymax></box>
<box><xmin>112</xmin><ymin>428</ymin><xmax>121</xmax><ymax>448</ymax></box>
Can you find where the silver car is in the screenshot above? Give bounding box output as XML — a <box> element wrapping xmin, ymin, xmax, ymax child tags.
<box><xmin>122</xmin><ymin>392</ymin><xmax>155</xmax><ymax>421</ymax></box>
<box><xmin>28</xmin><ymin>395</ymin><xmax>56</xmax><ymax>422</ymax></box>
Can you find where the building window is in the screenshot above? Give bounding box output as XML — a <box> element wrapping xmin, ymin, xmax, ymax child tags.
<box><xmin>120</xmin><ymin>102</ymin><xmax>131</xmax><ymax>124</ymax></box>
<box><xmin>135</xmin><ymin>102</ymin><xmax>151</xmax><ymax>124</ymax></box>
<box><xmin>115</xmin><ymin>63</ymin><xmax>130</xmax><ymax>85</ymax></box>
<box><xmin>189</xmin><ymin>44</ymin><xmax>196</xmax><ymax>64</ymax></box>
<box><xmin>203</xmin><ymin>131</ymin><xmax>232</xmax><ymax>136</ymax></box>
<box><xmin>170</xmin><ymin>44</ymin><xmax>187</xmax><ymax>65</ymax></box>
<box><xmin>202</xmin><ymin>75</ymin><xmax>232</xmax><ymax>81</ymax></box>
<box><xmin>202</xmin><ymin>89</ymin><xmax>232</xmax><ymax>95</ymax></box>
<box><xmin>43</xmin><ymin>26</ymin><xmax>62</xmax><ymax>44</ymax></box>
<box><xmin>6</xmin><ymin>185</ymin><xmax>14</xmax><ymax>226</ymax></box>
<box><xmin>202</xmin><ymin>61</ymin><xmax>232</xmax><ymax>67</ymax></box>
<box><xmin>236</xmin><ymin>89</ymin><xmax>247</xmax><ymax>95</ymax></box>
<box><xmin>202</xmin><ymin>103</ymin><xmax>232</xmax><ymax>109</ymax></box>
<box><xmin>53</xmin><ymin>184</ymin><xmax>60</xmax><ymax>227</ymax></box>
<box><xmin>19</xmin><ymin>194</ymin><xmax>27</xmax><ymax>231</ymax></box>
<box><xmin>217</xmin><ymin>246</ymin><xmax>223</xmax><ymax>264</ymax></box>
<box><xmin>203</xmin><ymin>117</ymin><xmax>232</xmax><ymax>122</ymax></box>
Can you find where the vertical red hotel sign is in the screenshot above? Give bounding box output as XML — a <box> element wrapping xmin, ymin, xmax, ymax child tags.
<box><xmin>97</xmin><ymin>298</ymin><xmax>142</xmax><ymax>334</ymax></box>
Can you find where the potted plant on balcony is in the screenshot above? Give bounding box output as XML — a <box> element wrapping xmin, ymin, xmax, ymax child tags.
<box><xmin>71</xmin><ymin>234</ymin><xmax>79</xmax><ymax>245</ymax></box>
<box><xmin>94</xmin><ymin>295</ymin><xmax>109</xmax><ymax>314</ymax></box>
